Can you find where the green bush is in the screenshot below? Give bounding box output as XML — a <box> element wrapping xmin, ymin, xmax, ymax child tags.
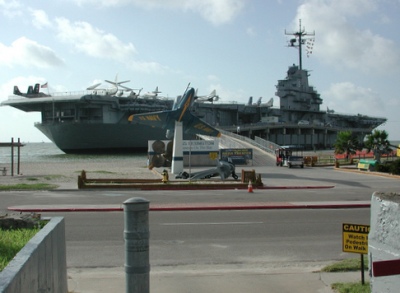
<box><xmin>375</xmin><ymin>162</ymin><xmax>392</xmax><ymax>173</ymax></box>
<box><xmin>389</xmin><ymin>159</ymin><xmax>400</xmax><ymax>175</ymax></box>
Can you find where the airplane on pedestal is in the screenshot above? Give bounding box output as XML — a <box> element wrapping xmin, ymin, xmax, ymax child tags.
<box><xmin>128</xmin><ymin>87</ymin><xmax>221</xmax><ymax>139</ymax></box>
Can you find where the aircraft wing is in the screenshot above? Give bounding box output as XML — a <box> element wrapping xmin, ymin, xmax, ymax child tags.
<box><xmin>128</xmin><ymin>110</ymin><xmax>220</xmax><ymax>138</ymax></box>
<box><xmin>128</xmin><ymin>111</ymin><xmax>170</xmax><ymax>129</ymax></box>
<box><xmin>183</xmin><ymin>114</ymin><xmax>221</xmax><ymax>137</ymax></box>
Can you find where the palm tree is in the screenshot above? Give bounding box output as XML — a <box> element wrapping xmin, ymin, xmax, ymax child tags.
<box><xmin>363</xmin><ymin>130</ymin><xmax>392</xmax><ymax>162</ymax></box>
<box><xmin>334</xmin><ymin>131</ymin><xmax>362</xmax><ymax>160</ymax></box>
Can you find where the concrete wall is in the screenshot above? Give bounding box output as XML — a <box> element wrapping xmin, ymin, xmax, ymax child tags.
<box><xmin>369</xmin><ymin>192</ymin><xmax>400</xmax><ymax>292</ymax></box>
<box><xmin>0</xmin><ymin>217</ymin><xmax>68</xmax><ymax>293</ymax></box>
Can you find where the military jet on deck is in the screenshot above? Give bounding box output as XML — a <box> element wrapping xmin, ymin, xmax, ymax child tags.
<box><xmin>128</xmin><ymin>87</ymin><xmax>221</xmax><ymax>139</ymax></box>
<box><xmin>195</xmin><ymin>89</ymin><xmax>219</xmax><ymax>102</ymax></box>
<box><xmin>13</xmin><ymin>83</ymin><xmax>50</xmax><ymax>98</ymax></box>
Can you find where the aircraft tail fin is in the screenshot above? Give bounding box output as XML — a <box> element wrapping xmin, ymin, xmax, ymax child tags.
<box><xmin>153</xmin><ymin>86</ymin><xmax>161</xmax><ymax>94</ymax></box>
<box><xmin>13</xmin><ymin>86</ymin><xmax>22</xmax><ymax>95</ymax></box>
<box><xmin>33</xmin><ymin>83</ymin><xmax>40</xmax><ymax>94</ymax></box>
<box><xmin>27</xmin><ymin>85</ymin><xmax>34</xmax><ymax>95</ymax></box>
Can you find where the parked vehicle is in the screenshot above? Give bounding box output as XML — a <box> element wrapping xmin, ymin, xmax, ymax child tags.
<box><xmin>287</xmin><ymin>156</ymin><xmax>304</xmax><ymax>168</ymax></box>
<box><xmin>275</xmin><ymin>146</ymin><xmax>304</xmax><ymax>167</ymax></box>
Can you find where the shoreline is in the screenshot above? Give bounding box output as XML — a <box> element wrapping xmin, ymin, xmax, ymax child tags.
<box><xmin>0</xmin><ymin>159</ymin><xmax>161</xmax><ymax>188</ymax></box>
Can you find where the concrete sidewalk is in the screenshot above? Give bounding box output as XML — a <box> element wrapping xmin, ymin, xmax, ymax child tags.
<box><xmin>67</xmin><ymin>266</ymin><xmax>369</xmax><ymax>293</ymax></box>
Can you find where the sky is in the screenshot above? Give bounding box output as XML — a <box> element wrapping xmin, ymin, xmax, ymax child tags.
<box><xmin>0</xmin><ymin>0</ymin><xmax>399</xmax><ymax>143</ymax></box>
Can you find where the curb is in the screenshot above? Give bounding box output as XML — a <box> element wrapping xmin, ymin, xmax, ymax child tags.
<box><xmin>8</xmin><ymin>201</ymin><xmax>370</xmax><ymax>213</ymax></box>
<box><xmin>335</xmin><ymin>167</ymin><xmax>400</xmax><ymax>179</ymax></box>
<box><xmin>59</xmin><ymin>184</ymin><xmax>335</xmax><ymax>191</ymax></box>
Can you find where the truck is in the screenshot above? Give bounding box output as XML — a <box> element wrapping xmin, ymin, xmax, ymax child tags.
<box><xmin>287</xmin><ymin>156</ymin><xmax>304</xmax><ymax>168</ymax></box>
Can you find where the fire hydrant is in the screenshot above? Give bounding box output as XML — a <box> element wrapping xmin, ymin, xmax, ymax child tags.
<box><xmin>161</xmin><ymin>169</ymin><xmax>169</xmax><ymax>183</ymax></box>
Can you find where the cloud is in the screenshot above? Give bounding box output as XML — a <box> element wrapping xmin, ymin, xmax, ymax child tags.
<box><xmin>54</xmin><ymin>17</ymin><xmax>167</xmax><ymax>72</ymax></box>
<box><xmin>31</xmin><ymin>9</ymin><xmax>52</xmax><ymax>29</ymax></box>
<box><xmin>323</xmin><ymin>82</ymin><xmax>384</xmax><ymax>116</ymax></box>
<box><xmin>295</xmin><ymin>0</ymin><xmax>400</xmax><ymax>74</ymax></box>
<box><xmin>129</xmin><ymin>60</ymin><xmax>168</xmax><ymax>74</ymax></box>
<box><xmin>246</xmin><ymin>27</ymin><xmax>256</xmax><ymax>37</ymax></box>
<box><xmin>15</xmin><ymin>9</ymin><xmax>164</xmax><ymax>73</ymax></box>
<box><xmin>73</xmin><ymin>0</ymin><xmax>245</xmax><ymax>25</ymax></box>
<box><xmin>55</xmin><ymin>18</ymin><xmax>137</xmax><ymax>62</ymax></box>
<box><xmin>0</xmin><ymin>0</ymin><xmax>22</xmax><ymax>18</ymax></box>
<box><xmin>0</xmin><ymin>37</ymin><xmax>64</xmax><ymax>68</ymax></box>
<box><xmin>182</xmin><ymin>0</ymin><xmax>245</xmax><ymax>25</ymax></box>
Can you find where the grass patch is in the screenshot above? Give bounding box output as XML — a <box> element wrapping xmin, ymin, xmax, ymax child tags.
<box><xmin>331</xmin><ymin>282</ymin><xmax>370</xmax><ymax>293</ymax></box>
<box><xmin>322</xmin><ymin>257</ymin><xmax>370</xmax><ymax>293</ymax></box>
<box><xmin>322</xmin><ymin>256</ymin><xmax>368</xmax><ymax>272</ymax></box>
<box><xmin>0</xmin><ymin>228</ymin><xmax>41</xmax><ymax>271</ymax></box>
<box><xmin>43</xmin><ymin>175</ymin><xmax>66</xmax><ymax>180</ymax></box>
<box><xmin>0</xmin><ymin>183</ymin><xmax>58</xmax><ymax>191</ymax></box>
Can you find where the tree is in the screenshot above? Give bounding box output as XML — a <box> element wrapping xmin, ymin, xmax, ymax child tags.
<box><xmin>334</xmin><ymin>131</ymin><xmax>362</xmax><ymax>159</ymax></box>
<box><xmin>363</xmin><ymin>130</ymin><xmax>392</xmax><ymax>162</ymax></box>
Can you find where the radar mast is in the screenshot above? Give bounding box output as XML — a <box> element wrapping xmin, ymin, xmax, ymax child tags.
<box><xmin>285</xmin><ymin>19</ymin><xmax>315</xmax><ymax>70</ymax></box>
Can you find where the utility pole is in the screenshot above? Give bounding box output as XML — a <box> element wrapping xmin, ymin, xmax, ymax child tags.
<box><xmin>285</xmin><ymin>19</ymin><xmax>315</xmax><ymax>70</ymax></box>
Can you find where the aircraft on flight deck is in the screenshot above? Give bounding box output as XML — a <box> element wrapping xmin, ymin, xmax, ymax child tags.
<box><xmin>128</xmin><ymin>87</ymin><xmax>221</xmax><ymax>139</ymax></box>
<box><xmin>87</xmin><ymin>75</ymin><xmax>130</xmax><ymax>96</ymax></box>
<box><xmin>13</xmin><ymin>83</ymin><xmax>50</xmax><ymax>98</ymax></box>
<box><xmin>142</xmin><ymin>86</ymin><xmax>162</xmax><ymax>98</ymax></box>
<box><xmin>119</xmin><ymin>85</ymin><xmax>143</xmax><ymax>98</ymax></box>
<box><xmin>194</xmin><ymin>89</ymin><xmax>219</xmax><ymax>102</ymax></box>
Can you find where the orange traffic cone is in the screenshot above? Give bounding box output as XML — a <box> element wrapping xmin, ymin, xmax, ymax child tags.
<box><xmin>248</xmin><ymin>180</ymin><xmax>253</xmax><ymax>193</ymax></box>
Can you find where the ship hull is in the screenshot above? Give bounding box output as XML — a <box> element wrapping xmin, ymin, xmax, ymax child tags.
<box><xmin>36</xmin><ymin>122</ymin><xmax>167</xmax><ymax>154</ymax></box>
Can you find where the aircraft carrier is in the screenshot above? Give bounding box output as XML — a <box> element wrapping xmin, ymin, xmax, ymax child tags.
<box><xmin>1</xmin><ymin>24</ymin><xmax>386</xmax><ymax>154</ymax></box>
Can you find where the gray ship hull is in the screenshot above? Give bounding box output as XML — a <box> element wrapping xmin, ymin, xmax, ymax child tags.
<box><xmin>35</xmin><ymin>122</ymin><xmax>167</xmax><ymax>153</ymax></box>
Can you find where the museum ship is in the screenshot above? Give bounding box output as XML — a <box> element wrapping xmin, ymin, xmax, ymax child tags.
<box><xmin>1</xmin><ymin>23</ymin><xmax>386</xmax><ymax>153</ymax></box>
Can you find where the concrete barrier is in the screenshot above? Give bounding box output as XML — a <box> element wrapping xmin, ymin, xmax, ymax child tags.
<box><xmin>0</xmin><ymin>217</ymin><xmax>68</xmax><ymax>293</ymax></box>
<box><xmin>369</xmin><ymin>192</ymin><xmax>400</xmax><ymax>292</ymax></box>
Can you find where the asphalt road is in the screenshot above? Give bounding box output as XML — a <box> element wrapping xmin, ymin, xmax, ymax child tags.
<box><xmin>54</xmin><ymin>208</ymin><xmax>369</xmax><ymax>270</ymax></box>
<box><xmin>1</xmin><ymin>164</ymin><xmax>398</xmax><ymax>292</ymax></box>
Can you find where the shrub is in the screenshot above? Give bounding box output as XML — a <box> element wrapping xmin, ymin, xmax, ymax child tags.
<box><xmin>375</xmin><ymin>162</ymin><xmax>391</xmax><ymax>173</ymax></box>
<box><xmin>389</xmin><ymin>159</ymin><xmax>400</xmax><ymax>175</ymax></box>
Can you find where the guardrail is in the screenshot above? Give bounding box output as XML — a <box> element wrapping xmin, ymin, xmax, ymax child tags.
<box><xmin>218</xmin><ymin>129</ymin><xmax>278</xmax><ymax>156</ymax></box>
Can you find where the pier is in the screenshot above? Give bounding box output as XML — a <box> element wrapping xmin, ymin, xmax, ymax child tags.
<box><xmin>0</xmin><ymin>138</ymin><xmax>24</xmax><ymax>176</ymax></box>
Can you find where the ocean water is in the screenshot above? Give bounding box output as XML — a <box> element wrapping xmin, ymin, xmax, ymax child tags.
<box><xmin>1</xmin><ymin>141</ymin><xmax>399</xmax><ymax>165</ymax></box>
<box><xmin>0</xmin><ymin>142</ymin><xmax>148</xmax><ymax>164</ymax></box>
<box><xmin>391</xmin><ymin>141</ymin><xmax>400</xmax><ymax>147</ymax></box>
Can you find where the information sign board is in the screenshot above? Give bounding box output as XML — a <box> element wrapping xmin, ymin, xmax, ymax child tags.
<box><xmin>220</xmin><ymin>148</ymin><xmax>253</xmax><ymax>165</ymax></box>
<box><xmin>342</xmin><ymin>223</ymin><xmax>370</xmax><ymax>254</ymax></box>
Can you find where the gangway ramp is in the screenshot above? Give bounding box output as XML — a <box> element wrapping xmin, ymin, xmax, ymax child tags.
<box><xmin>197</xmin><ymin>133</ymin><xmax>276</xmax><ymax>166</ymax></box>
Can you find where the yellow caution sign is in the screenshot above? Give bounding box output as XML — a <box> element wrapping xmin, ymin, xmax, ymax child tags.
<box><xmin>342</xmin><ymin>223</ymin><xmax>370</xmax><ymax>254</ymax></box>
